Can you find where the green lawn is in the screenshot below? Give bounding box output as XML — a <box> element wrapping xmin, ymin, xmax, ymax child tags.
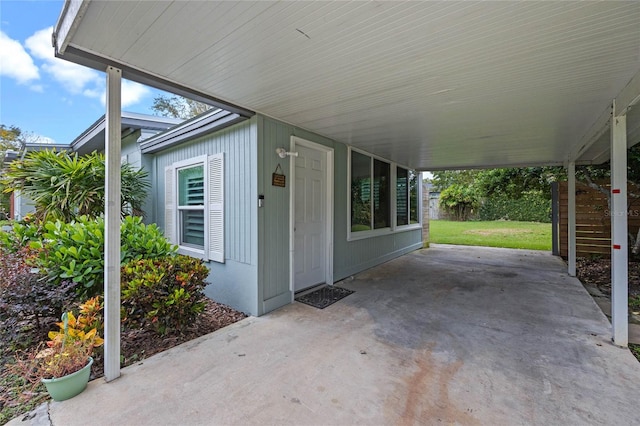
<box><xmin>429</xmin><ymin>220</ymin><xmax>552</xmax><ymax>250</ymax></box>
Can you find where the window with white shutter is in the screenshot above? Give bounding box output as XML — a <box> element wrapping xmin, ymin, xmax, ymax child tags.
<box><xmin>164</xmin><ymin>154</ymin><xmax>224</xmax><ymax>262</ymax></box>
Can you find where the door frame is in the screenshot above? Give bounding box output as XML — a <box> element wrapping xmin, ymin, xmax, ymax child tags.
<box><xmin>289</xmin><ymin>136</ymin><xmax>334</xmax><ymax>298</ymax></box>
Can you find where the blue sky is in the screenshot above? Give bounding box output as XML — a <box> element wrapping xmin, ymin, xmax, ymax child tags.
<box><xmin>0</xmin><ymin>0</ymin><xmax>167</xmax><ymax>144</ymax></box>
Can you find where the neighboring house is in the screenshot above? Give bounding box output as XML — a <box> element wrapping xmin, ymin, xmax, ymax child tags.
<box><xmin>138</xmin><ymin>110</ymin><xmax>423</xmax><ymax>316</ymax></box>
<box><xmin>5</xmin><ymin>112</ymin><xmax>181</xmax><ymax>220</ymax></box>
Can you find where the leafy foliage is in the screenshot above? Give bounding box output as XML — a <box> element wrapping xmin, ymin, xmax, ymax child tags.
<box><xmin>0</xmin><ymin>246</ymin><xmax>77</xmax><ymax>350</ymax></box>
<box><xmin>10</xmin><ymin>304</ymin><xmax>104</xmax><ymax>408</ymax></box>
<box><xmin>431</xmin><ymin>170</ymin><xmax>480</xmax><ymax>192</ymax></box>
<box><xmin>477</xmin><ymin>167</ymin><xmax>562</xmax><ymax>200</ymax></box>
<box><xmin>479</xmin><ymin>191</ymin><xmax>551</xmax><ymax>223</ymax></box>
<box><xmin>432</xmin><ymin>167</ymin><xmax>560</xmax><ymax>221</ymax></box>
<box><xmin>41</xmin><ymin>309</ymin><xmax>104</xmax><ymax>379</ymax></box>
<box><xmin>30</xmin><ymin>216</ymin><xmax>176</xmax><ymax>299</ymax></box>
<box><xmin>432</xmin><ymin>168</ymin><xmax>560</xmax><ymax>199</ymax></box>
<box><xmin>438</xmin><ymin>184</ymin><xmax>480</xmax><ymax>220</ymax></box>
<box><xmin>151</xmin><ymin>94</ymin><xmax>211</xmax><ymax>119</ymax></box>
<box><xmin>0</xmin><ymin>124</ymin><xmax>26</xmax><ymax>216</ymax></box>
<box><xmin>0</xmin><ymin>217</ymin><xmax>41</xmax><ymax>252</ymax></box>
<box><xmin>431</xmin><ymin>145</ymin><xmax>640</xmax><ymax>219</ymax></box>
<box><xmin>0</xmin><ymin>150</ymin><xmax>150</xmax><ymax>222</ymax></box>
<box><xmin>121</xmin><ymin>255</ymin><xmax>209</xmax><ymax>335</ymax></box>
<box><xmin>0</xmin><ymin>124</ymin><xmax>26</xmax><ymax>170</ymax></box>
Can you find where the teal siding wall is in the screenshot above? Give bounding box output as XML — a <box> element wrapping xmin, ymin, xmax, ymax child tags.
<box><xmin>121</xmin><ymin>130</ymin><xmax>142</xmax><ymax>168</ymax></box>
<box><xmin>120</xmin><ymin>130</ymin><xmax>156</xmax><ymax>223</ymax></box>
<box><xmin>256</xmin><ymin>115</ymin><xmax>422</xmax><ymax>314</ymax></box>
<box><xmin>256</xmin><ymin>116</ymin><xmax>338</xmax><ymax>314</ymax></box>
<box><xmin>151</xmin><ymin>119</ymin><xmax>259</xmax><ymax>315</ymax></box>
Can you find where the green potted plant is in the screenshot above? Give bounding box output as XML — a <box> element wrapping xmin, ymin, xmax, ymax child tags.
<box><xmin>29</xmin><ymin>297</ymin><xmax>104</xmax><ymax>401</ymax></box>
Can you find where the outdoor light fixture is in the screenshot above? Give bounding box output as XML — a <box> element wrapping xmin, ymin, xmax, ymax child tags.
<box><xmin>276</xmin><ymin>147</ymin><xmax>298</xmax><ymax>158</ymax></box>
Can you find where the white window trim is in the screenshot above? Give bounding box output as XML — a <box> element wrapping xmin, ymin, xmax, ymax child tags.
<box><xmin>347</xmin><ymin>147</ymin><xmax>421</xmax><ymax>241</ymax></box>
<box><xmin>165</xmin><ymin>153</ymin><xmax>225</xmax><ymax>263</ymax></box>
<box><xmin>395</xmin><ymin>165</ymin><xmax>422</xmax><ymax>231</ymax></box>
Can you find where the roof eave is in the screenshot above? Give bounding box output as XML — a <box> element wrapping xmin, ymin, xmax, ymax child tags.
<box><xmin>52</xmin><ymin>43</ymin><xmax>256</xmax><ymax>119</ymax></box>
<box><xmin>140</xmin><ymin>110</ymin><xmax>248</xmax><ymax>154</ymax></box>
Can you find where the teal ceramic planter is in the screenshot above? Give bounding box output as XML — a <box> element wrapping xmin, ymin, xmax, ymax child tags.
<box><xmin>41</xmin><ymin>357</ymin><xmax>93</xmax><ymax>401</ymax></box>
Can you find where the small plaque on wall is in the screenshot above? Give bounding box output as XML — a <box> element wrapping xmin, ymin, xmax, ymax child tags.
<box><xmin>272</xmin><ymin>163</ymin><xmax>286</xmax><ymax>187</ymax></box>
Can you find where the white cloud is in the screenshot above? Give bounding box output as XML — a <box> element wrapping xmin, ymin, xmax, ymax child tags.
<box><xmin>82</xmin><ymin>87</ymin><xmax>104</xmax><ymax>101</ymax></box>
<box><xmin>33</xmin><ymin>134</ymin><xmax>57</xmax><ymax>145</ymax></box>
<box><xmin>5</xmin><ymin>26</ymin><xmax>152</xmax><ymax>111</ymax></box>
<box><xmin>26</xmin><ymin>27</ymin><xmax>102</xmax><ymax>94</ymax></box>
<box><xmin>25</xmin><ymin>27</ymin><xmax>151</xmax><ymax>109</ymax></box>
<box><xmin>0</xmin><ymin>30</ymin><xmax>40</xmax><ymax>84</ymax></box>
<box><xmin>80</xmin><ymin>80</ymin><xmax>150</xmax><ymax>109</ymax></box>
<box><xmin>121</xmin><ymin>80</ymin><xmax>150</xmax><ymax>108</ymax></box>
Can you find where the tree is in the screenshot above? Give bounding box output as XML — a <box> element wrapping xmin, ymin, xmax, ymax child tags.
<box><xmin>438</xmin><ymin>183</ymin><xmax>480</xmax><ymax>221</ymax></box>
<box><xmin>478</xmin><ymin>167</ymin><xmax>562</xmax><ymax>200</ymax></box>
<box><xmin>151</xmin><ymin>95</ymin><xmax>211</xmax><ymax>119</ymax></box>
<box><xmin>1</xmin><ymin>150</ymin><xmax>150</xmax><ymax>222</ymax></box>
<box><xmin>431</xmin><ymin>170</ymin><xmax>480</xmax><ymax>192</ymax></box>
<box><xmin>0</xmin><ymin>125</ymin><xmax>26</xmax><ymax>169</ymax></box>
<box><xmin>1</xmin><ymin>125</ymin><xmax>28</xmax><ymax>218</ymax></box>
<box><xmin>432</xmin><ymin>168</ymin><xmax>555</xmax><ymax>221</ymax></box>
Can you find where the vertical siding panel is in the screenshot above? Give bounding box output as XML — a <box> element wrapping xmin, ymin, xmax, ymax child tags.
<box><xmin>257</xmin><ymin>116</ymin><xmax>422</xmax><ymax>308</ymax></box>
<box><xmin>152</xmin><ymin>121</ymin><xmax>255</xmax><ymax>266</ymax></box>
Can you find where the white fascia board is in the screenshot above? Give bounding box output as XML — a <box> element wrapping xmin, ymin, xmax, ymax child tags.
<box><xmin>615</xmin><ymin>69</ymin><xmax>640</xmax><ymax>117</ymax></box>
<box><xmin>53</xmin><ymin>0</ymin><xmax>90</xmax><ymax>55</ymax></box>
<box><xmin>569</xmin><ymin>69</ymin><xmax>640</xmax><ymax>164</ymax></box>
<box><xmin>567</xmin><ymin>103</ymin><xmax>613</xmax><ymax>165</ymax></box>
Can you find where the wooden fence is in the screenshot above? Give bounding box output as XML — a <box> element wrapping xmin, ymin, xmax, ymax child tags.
<box><xmin>559</xmin><ymin>181</ymin><xmax>640</xmax><ymax>258</ymax></box>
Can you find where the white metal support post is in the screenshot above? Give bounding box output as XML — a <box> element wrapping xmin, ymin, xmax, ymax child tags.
<box><xmin>610</xmin><ymin>101</ymin><xmax>628</xmax><ymax>347</ymax></box>
<box><xmin>568</xmin><ymin>162</ymin><xmax>576</xmax><ymax>277</ymax></box>
<box><xmin>104</xmin><ymin>66</ymin><xmax>122</xmax><ymax>381</ymax></box>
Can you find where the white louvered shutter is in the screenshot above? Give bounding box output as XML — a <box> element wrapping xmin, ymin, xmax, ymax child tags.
<box><xmin>208</xmin><ymin>153</ymin><xmax>224</xmax><ymax>263</ymax></box>
<box><xmin>164</xmin><ymin>165</ymin><xmax>177</xmax><ymax>244</ymax></box>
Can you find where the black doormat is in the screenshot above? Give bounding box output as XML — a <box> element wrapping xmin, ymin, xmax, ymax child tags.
<box><xmin>295</xmin><ymin>286</ymin><xmax>355</xmax><ymax>309</ymax></box>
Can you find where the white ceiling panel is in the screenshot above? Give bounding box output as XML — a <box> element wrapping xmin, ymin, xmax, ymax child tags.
<box><xmin>56</xmin><ymin>0</ymin><xmax>640</xmax><ymax>170</ymax></box>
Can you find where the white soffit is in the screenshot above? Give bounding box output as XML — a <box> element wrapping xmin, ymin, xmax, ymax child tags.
<box><xmin>56</xmin><ymin>1</ymin><xmax>640</xmax><ymax>170</ymax></box>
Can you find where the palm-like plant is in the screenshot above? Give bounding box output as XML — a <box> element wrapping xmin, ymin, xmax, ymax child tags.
<box><xmin>1</xmin><ymin>150</ymin><xmax>149</xmax><ymax>222</ymax></box>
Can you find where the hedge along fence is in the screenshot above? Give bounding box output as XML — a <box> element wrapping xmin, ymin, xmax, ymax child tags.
<box><xmin>478</xmin><ymin>191</ymin><xmax>551</xmax><ymax>223</ymax></box>
<box><xmin>559</xmin><ymin>180</ymin><xmax>640</xmax><ymax>258</ymax></box>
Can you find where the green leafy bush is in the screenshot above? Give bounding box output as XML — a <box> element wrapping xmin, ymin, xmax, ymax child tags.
<box><xmin>35</xmin><ymin>218</ymin><xmax>105</xmax><ymax>297</ymax></box>
<box><xmin>479</xmin><ymin>191</ymin><xmax>551</xmax><ymax>223</ymax></box>
<box><xmin>121</xmin><ymin>255</ymin><xmax>209</xmax><ymax>335</ymax></box>
<box><xmin>0</xmin><ymin>217</ymin><xmax>41</xmax><ymax>252</ymax></box>
<box><xmin>30</xmin><ymin>216</ymin><xmax>176</xmax><ymax>298</ymax></box>
<box><xmin>120</xmin><ymin>216</ymin><xmax>176</xmax><ymax>261</ymax></box>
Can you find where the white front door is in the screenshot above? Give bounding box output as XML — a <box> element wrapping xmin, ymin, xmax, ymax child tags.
<box><xmin>294</xmin><ymin>144</ymin><xmax>327</xmax><ymax>291</ymax></box>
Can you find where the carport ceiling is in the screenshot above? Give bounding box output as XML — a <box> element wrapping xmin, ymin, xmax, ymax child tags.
<box><xmin>54</xmin><ymin>1</ymin><xmax>640</xmax><ymax>171</ymax></box>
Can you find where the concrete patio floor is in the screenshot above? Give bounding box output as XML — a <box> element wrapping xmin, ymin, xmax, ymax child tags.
<box><xmin>15</xmin><ymin>244</ymin><xmax>640</xmax><ymax>425</ymax></box>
